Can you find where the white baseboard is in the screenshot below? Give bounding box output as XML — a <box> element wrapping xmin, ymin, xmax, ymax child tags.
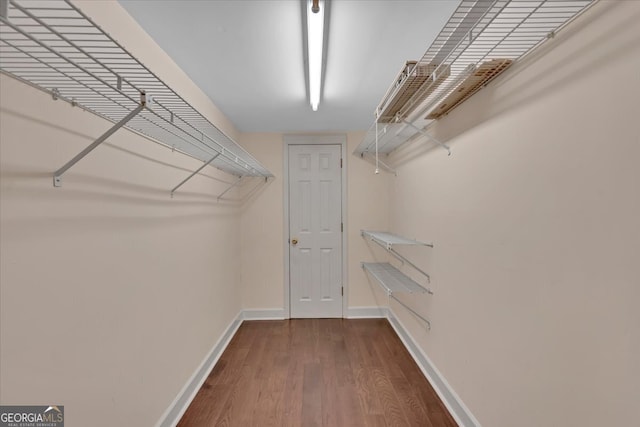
<box><xmin>346</xmin><ymin>306</ymin><xmax>388</xmax><ymax>318</ymax></box>
<box><xmin>156</xmin><ymin>308</ymin><xmax>283</xmax><ymax>426</ymax></box>
<box><xmin>242</xmin><ymin>308</ymin><xmax>286</xmax><ymax>320</ymax></box>
<box><xmin>155</xmin><ymin>311</ymin><xmax>244</xmax><ymax>427</ymax></box>
<box><xmin>387</xmin><ymin>308</ymin><xmax>481</xmax><ymax>427</ymax></box>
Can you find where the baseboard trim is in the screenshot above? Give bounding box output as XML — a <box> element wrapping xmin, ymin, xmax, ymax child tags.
<box><xmin>242</xmin><ymin>308</ymin><xmax>286</xmax><ymax>320</ymax></box>
<box><xmin>346</xmin><ymin>306</ymin><xmax>388</xmax><ymax>318</ymax></box>
<box><xmin>387</xmin><ymin>309</ymin><xmax>481</xmax><ymax>427</ymax></box>
<box><xmin>155</xmin><ymin>311</ymin><xmax>244</xmax><ymax>427</ymax></box>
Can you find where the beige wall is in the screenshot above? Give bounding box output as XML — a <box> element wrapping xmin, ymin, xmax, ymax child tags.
<box><xmin>0</xmin><ymin>1</ymin><xmax>245</xmax><ymax>426</ymax></box>
<box><xmin>0</xmin><ymin>74</ymin><xmax>242</xmax><ymax>427</ymax></box>
<box><xmin>238</xmin><ymin>133</ymin><xmax>285</xmax><ymax>310</ymax></box>
<box><xmin>239</xmin><ymin>132</ymin><xmax>392</xmax><ymax>313</ymax></box>
<box><xmin>3</xmin><ymin>1</ymin><xmax>638</xmax><ymax>426</ymax></box>
<box><xmin>387</xmin><ymin>2</ymin><xmax>640</xmax><ymax>426</ymax></box>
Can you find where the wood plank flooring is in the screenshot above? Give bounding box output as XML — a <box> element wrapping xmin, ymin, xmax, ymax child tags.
<box><xmin>178</xmin><ymin>319</ymin><xmax>457</xmax><ymax>427</ymax></box>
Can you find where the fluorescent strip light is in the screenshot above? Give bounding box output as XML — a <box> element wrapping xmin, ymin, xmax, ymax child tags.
<box><xmin>307</xmin><ymin>0</ymin><xmax>324</xmax><ymax>111</ymax></box>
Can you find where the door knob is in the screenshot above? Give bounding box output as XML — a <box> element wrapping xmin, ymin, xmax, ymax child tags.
<box><xmin>291</xmin><ymin>238</ymin><xmax>298</xmax><ymax>245</ymax></box>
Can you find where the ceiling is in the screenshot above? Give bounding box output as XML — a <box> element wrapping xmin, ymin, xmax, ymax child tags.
<box><xmin>117</xmin><ymin>0</ymin><xmax>459</xmax><ymax>133</ymax></box>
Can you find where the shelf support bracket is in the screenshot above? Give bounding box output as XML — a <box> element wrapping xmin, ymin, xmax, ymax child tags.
<box><xmin>390</xmin><ymin>294</ymin><xmax>431</xmax><ymax>330</ymax></box>
<box><xmin>217</xmin><ymin>176</ymin><xmax>243</xmax><ymax>201</ymax></box>
<box><xmin>53</xmin><ymin>93</ymin><xmax>148</xmax><ymax>187</ymax></box>
<box><xmin>0</xmin><ymin>0</ymin><xmax>8</xmax><ymax>20</ymax></box>
<box><xmin>387</xmin><ymin>248</ymin><xmax>432</xmax><ymax>287</ymax></box>
<box><xmin>402</xmin><ymin>121</ymin><xmax>451</xmax><ymax>156</ymax></box>
<box><xmin>362</xmin><ymin>152</ymin><xmax>397</xmax><ymax>176</ymax></box>
<box><xmin>170</xmin><ymin>153</ymin><xmax>220</xmax><ymax>197</ymax></box>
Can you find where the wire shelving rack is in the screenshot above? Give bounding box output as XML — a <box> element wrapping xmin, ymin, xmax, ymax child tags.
<box><xmin>0</xmin><ymin>0</ymin><xmax>273</xmax><ymax>189</ymax></box>
<box><xmin>354</xmin><ymin>0</ymin><xmax>596</xmax><ymax>164</ymax></box>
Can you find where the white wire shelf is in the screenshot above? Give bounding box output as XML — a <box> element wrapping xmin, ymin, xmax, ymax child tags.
<box><xmin>354</xmin><ymin>0</ymin><xmax>595</xmax><ymax>159</ymax></box>
<box><xmin>0</xmin><ymin>0</ymin><xmax>273</xmax><ymax>183</ymax></box>
<box><xmin>362</xmin><ymin>262</ymin><xmax>431</xmax><ymax>295</ymax></box>
<box><xmin>362</xmin><ymin>230</ymin><xmax>433</xmax><ymax>250</ymax></box>
<box><xmin>362</xmin><ymin>230</ymin><xmax>433</xmax><ymax>282</ymax></box>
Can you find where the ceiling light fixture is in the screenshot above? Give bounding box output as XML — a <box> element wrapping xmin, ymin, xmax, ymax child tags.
<box><xmin>307</xmin><ymin>0</ymin><xmax>324</xmax><ymax>111</ymax></box>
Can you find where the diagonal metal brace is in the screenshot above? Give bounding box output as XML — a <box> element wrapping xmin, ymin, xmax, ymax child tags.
<box><xmin>362</xmin><ymin>151</ymin><xmax>397</xmax><ymax>176</ymax></box>
<box><xmin>390</xmin><ymin>294</ymin><xmax>431</xmax><ymax>330</ymax></box>
<box><xmin>53</xmin><ymin>92</ymin><xmax>148</xmax><ymax>187</ymax></box>
<box><xmin>388</xmin><ymin>247</ymin><xmax>432</xmax><ymax>286</ymax></box>
<box><xmin>217</xmin><ymin>176</ymin><xmax>243</xmax><ymax>201</ymax></box>
<box><xmin>170</xmin><ymin>153</ymin><xmax>220</xmax><ymax>197</ymax></box>
<box><xmin>402</xmin><ymin>120</ymin><xmax>451</xmax><ymax>156</ymax></box>
<box><xmin>0</xmin><ymin>0</ymin><xmax>9</xmax><ymax>20</ymax></box>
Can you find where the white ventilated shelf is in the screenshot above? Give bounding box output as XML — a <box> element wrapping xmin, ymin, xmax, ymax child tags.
<box><xmin>362</xmin><ymin>262</ymin><xmax>429</xmax><ymax>295</ymax></box>
<box><xmin>362</xmin><ymin>230</ymin><xmax>432</xmax><ymax>250</ymax></box>
<box><xmin>0</xmin><ymin>0</ymin><xmax>273</xmax><ymax>180</ymax></box>
<box><xmin>354</xmin><ymin>0</ymin><xmax>595</xmax><ymax>159</ymax></box>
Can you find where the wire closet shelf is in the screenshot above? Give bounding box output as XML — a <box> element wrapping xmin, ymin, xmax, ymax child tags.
<box><xmin>354</xmin><ymin>0</ymin><xmax>595</xmax><ymax>160</ymax></box>
<box><xmin>0</xmin><ymin>0</ymin><xmax>273</xmax><ymax>185</ymax></box>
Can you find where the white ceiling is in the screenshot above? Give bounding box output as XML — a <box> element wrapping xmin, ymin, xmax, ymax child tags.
<box><xmin>117</xmin><ymin>0</ymin><xmax>459</xmax><ymax>133</ymax></box>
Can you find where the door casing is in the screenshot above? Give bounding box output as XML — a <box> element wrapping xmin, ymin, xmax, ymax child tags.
<box><xmin>283</xmin><ymin>134</ymin><xmax>348</xmax><ymax>319</ymax></box>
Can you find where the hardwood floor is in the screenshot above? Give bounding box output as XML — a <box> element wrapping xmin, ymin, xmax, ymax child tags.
<box><xmin>178</xmin><ymin>319</ymin><xmax>457</xmax><ymax>427</ymax></box>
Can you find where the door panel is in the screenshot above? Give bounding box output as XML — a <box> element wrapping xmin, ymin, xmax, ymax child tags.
<box><xmin>289</xmin><ymin>144</ymin><xmax>342</xmax><ymax>318</ymax></box>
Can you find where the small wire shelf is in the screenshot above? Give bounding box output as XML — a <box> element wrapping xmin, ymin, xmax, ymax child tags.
<box><xmin>362</xmin><ymin>262</ymin><xmax>430</xmax><ymax>295</ymax></box>
<box><xmin>0</xmin><ymin>0</ymin><xmax>273</xmax><ymax>180</ymax></box>
<box><xmin>362</xmin><ymin>230</ymin><xmax>433</xmax><ymax>250</ymax></box>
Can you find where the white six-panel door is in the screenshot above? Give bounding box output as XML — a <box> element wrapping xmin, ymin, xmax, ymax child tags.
<box><xmin>288</xmin><ymin>144</ymin><xmax>342</xmax><ymax>318</ymax></box>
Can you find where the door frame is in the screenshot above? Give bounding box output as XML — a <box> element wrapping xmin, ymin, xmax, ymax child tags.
<box><xmin>283</xmin><ymin>134</ymin><xmax>348</xmax><ymax>319</ymax></box>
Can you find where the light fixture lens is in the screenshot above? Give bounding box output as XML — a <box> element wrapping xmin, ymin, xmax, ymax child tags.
<box><xmin>307</xmin><ymin>0</ymin><xmax>324</xmax><ymax>111</ymax></box>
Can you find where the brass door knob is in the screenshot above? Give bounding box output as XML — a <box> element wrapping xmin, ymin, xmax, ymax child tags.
<box><xmin>291</xmin><ymin>238</ymin><xmax>298</xmax><ymax>245</ymax></box>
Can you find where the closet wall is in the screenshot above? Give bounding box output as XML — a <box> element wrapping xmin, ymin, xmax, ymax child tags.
<box><xmin>0</xmin><ymin>1</ymin><xmax>246</xmax><ymax>426</ymax></box>
<box><xmin>387</xmin><ymin>2</ymin><xmax>640</xmax><ymax>426</ymax></box>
